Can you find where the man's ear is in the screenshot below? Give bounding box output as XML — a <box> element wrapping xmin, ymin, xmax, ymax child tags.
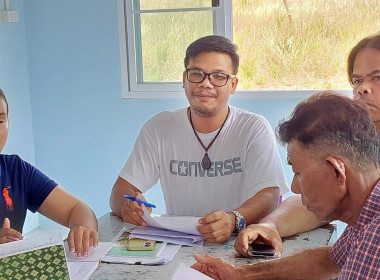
<box><xmin>326</xmin><ymin>156</ymin><xmax>346</xmax><ymax>186</ymax></box>
<box><xmin>231</xmin><ymin>77</ymin><xmax>239</xmax><ymax>94</ymax></box>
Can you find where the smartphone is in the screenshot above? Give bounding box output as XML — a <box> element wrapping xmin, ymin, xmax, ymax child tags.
<box><xmin>248</xmin><ymin>243</ymin><xmax>276</xmax><ymax>257</ymax></box>
<box><xmin>127</xmin><ymin>238</ymin><xmax>156</xmax><ymax>251</ymax></box>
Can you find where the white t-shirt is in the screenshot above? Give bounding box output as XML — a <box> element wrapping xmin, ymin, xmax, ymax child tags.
<box><xmin>119</xmin><ymin>106</ymin><xmax>288</xmax><ymax>216</ymax></box>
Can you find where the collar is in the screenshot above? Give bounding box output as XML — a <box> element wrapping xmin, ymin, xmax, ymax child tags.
<box><xmin>355</xmin><ymin>179</ymin><xmax>380</xmax><ymax>229</ymax></box>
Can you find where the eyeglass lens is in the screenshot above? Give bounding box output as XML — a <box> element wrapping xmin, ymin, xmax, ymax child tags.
<box><xmin>187</xmin><ymin>70</ymin><xmax>229</xmax><ymax>87</ymax></box>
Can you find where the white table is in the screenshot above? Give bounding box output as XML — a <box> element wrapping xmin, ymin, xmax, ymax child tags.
<box><xmin>90</xmin><ymin>212</ymin><xmax>337</xmax><ymax>280</ymax></box>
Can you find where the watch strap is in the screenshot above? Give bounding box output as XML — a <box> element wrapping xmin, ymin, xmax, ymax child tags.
<box><xmin>232</xmin><ymin>210</ymin><xmax>246</xmax><ymax>233</ymax></box>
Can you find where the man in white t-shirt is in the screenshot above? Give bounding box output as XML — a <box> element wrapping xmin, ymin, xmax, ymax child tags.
<box><xmin>109</xmin><ymin>35</ymin><xmax>288</xmax><ymax>243</ymax></box>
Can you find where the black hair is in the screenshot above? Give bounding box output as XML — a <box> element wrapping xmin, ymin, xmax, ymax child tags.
<box><xmin>277</xmin><ymin>90</ymin><xmax>380</xmax><ymax>170</ymax></box>
<box><xmin>0</xmin><ymin>89</ymin><xmax>9</xmax><ymax>114</ymax></box>
<box><xmin>184</xmin><ymin>35</ymin><xmax>239</xmax><ymax>74</ymax></box>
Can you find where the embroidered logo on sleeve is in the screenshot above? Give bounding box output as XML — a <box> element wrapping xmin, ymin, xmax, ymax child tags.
<box><xmin>2</xmin><ymin>186</ymin><xmax>14</xmax><ymax>211</ymax></box>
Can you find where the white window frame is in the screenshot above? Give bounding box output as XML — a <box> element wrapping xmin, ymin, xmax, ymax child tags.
<box><xmin>117</xmin><ymin>0</ymin><xmax>352</xmax><ymax>99</ymax></box>
<box><xmin>117</xmin><ymin>0</ymin><xmax>232</xmax><ymax>98</ymax></box>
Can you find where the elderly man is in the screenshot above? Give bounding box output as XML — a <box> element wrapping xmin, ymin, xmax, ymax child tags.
<box><xmin>192</xmin><ymin>91</ymin><xmax>380</xmax><ymax>279</ymax></box>
<box><xmin>234</xmin><ymin>32</ymin><xmax>380</xmax><ymax>256</ymax></box>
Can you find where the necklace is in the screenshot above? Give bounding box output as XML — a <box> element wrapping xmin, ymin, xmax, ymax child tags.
<box><xmin>189</xmin><ymin>107</ymin><xmax>230</xmax><ymax>170</ymax></box>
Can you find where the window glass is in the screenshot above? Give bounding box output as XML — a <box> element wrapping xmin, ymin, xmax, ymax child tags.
<box><xmin>138</xmin><ymin>11</ymin><xmax>213</xmax><ymax>83</ymax></box>
<box><xmin>139</xmin><ymin>0</ymin><xmax>215</xmax><ymax>10</ymax></box>
<box><xmin>233</xmin><ymin>0</ymin><xmax>380</xmax><ymax>90</ymax></box>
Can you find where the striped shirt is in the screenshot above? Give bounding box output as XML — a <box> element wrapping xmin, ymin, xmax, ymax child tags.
<box><xmin>331</xmin><ymin>180</ymin><xmax>380</xmax><ymax>279</ymax></box>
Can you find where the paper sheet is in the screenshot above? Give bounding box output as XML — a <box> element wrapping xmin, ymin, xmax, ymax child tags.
<box><xmin>129</xmin><ymin>205</ymin><xmax>204</xmax><ymax>246</ymax></box>
<box><xmin>141</xmin><ymin>205</ymin><xmax>201</xmax><ymax>235</ymax></box>
<box><xmin>129</xmin><ymin>226</ymin><xmax>204</xmax><ymax>247</ymax></box>
<box><xmin>0</xmin><ymin>232</ymin><xmax>63</xmax><ymax>258</ymax></box>
<box><xmin>171</xmin><ymin>262</ymin><xmax>213</xmax><ymax>280</ymax></box>
<box><xmin>65</xmin><ymin>242</ymin><xmax>113</xmax><ymax>280</ymax></box>
<box><xmin>67</xmin><ymin>261</ymin><xmax>99</xmax><ymax>280</ymax></box>
<box><xmin>64</xmin><ymin>241</ymin><xmax>114</xmax><ymax>262</ymax></box>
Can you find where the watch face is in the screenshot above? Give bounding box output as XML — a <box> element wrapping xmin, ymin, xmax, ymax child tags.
<box><xmin>238</xmin><ymin>218</ymin><xmax>246</xmax><ymax>231</ymax></box>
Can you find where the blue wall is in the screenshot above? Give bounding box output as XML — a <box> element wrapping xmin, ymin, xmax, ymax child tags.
<box><xmin>22</xmin><ymin>0</ymin><xmax>194</xmax><ymax>226</ymax></box>
<box><xmin>1</xmin><ymin>0</ymin><xmax>345</xmax><ymax>236</ymax></box>
<box><xmin>0</xmin><ymin>0</ymin><xmax>33</xmax><ymax>163</ymax></box>
<box><xmin>21</xmin><ymin>0</ymin><xmax>298</xmax><ymax>221</ymax></box>
<box><xmin>0</xmin><ymin>0</ymin><xmax>39</xmax><ymax>232</ymax></box>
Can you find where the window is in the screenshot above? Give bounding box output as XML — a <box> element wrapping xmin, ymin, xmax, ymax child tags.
<box><xmin>118</xmin><ymin>0</ymin><xmax>232</xmax><ymax>98</ymax></box>
<box><xmin>118</xmin><ymin>0</ymin><xmax>379</xmax><ymax>98</ymax></box>
<box><xmin>233</xmin><ymin>0</ymin><xmax>380</xmax><ymax>91</ymax></box>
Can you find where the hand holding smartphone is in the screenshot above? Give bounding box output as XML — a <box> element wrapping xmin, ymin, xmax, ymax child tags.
<box><xmin>248</xmin><ymin>243</ymin><xmax>276</xmax><ymax>258</ymax></box>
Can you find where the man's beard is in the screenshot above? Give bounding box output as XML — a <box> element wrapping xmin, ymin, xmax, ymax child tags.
<box><xmin>191</xmin><ymin>104</ymin><xmax>218</xmax><ymax>118</ymax></box>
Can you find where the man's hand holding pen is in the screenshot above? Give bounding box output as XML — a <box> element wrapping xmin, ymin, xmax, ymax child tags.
<box><xmin>121</xmin><ymin>193</ymin><xmax>156</xmax><ymax>226</ymax></box>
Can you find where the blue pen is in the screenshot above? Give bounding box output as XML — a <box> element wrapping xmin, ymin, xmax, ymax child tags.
<box><xmin>124</xmin><ymin>195</ymin><xmax>156</xmax><ymax>208</ymax></box>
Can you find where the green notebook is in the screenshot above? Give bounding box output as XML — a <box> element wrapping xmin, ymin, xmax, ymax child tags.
<box><xmin>0</xmin><ymin>233</ymin><xmax>69</xmax><ymax>280</ymax></box>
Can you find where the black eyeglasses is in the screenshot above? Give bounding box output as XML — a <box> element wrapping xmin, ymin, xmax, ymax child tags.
<box><xmin>185</xmin><ymin>69</ymin><xmax>236</xmax><ymax>87</ymax></box>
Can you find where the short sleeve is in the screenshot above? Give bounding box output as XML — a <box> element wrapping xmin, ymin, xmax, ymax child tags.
<box><xmin>244</xmin><ymin>116</ymin><xmax>288</xmax><ymax>196</ymax></box>
<box><xmin>119</xmin><ymin>119</ymin><xmax>160</xmax><ymax>192</ymax></box>
<box><xmin>22</xmin><ymin>159</ymin><xmax>58</xmax><ymax>212</ymax></box>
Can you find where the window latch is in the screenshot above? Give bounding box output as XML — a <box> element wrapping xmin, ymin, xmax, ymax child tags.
<box><xmin>212</xmin><ymin>0</ymin><xmax>220</xmax><ymax>7</ymax></box>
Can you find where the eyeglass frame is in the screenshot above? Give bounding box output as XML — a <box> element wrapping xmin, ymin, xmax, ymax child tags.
<box><xmin>185</xmin><ymin>69</ymin><xmax>237</xmax><ymax>87</ymax></box>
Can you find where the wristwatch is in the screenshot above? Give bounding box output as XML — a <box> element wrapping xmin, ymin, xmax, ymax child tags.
<box><xmin>232</xmin><ymin>210</ymin><xmax>246</xmax><ymax>233</ymax></box>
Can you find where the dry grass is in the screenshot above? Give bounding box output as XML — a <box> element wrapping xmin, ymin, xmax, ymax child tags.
<box><xmin>140</xmin><ymin>0</ymin><xmax>380</xmax><ymax>90</ymax></box>
<box><xmin>234</xmin><ymin>0</ymin><xmax>380</xmax><ymax>90</ymax></box>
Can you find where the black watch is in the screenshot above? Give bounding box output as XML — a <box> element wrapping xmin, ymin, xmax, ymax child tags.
<box><xmin>232</xmin><ymin>210</ymin><xmax>246</xmax><ymax>233</ymax></box>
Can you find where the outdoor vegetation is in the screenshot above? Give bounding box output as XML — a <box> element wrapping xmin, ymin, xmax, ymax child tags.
<box><xmin>139</xmin><ymin>0</ymin><xmax>380</xmax><ymax>90</ymax></box>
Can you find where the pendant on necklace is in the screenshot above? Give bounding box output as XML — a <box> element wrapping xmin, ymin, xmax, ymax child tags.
<box><xmin>202</xmin><ymin>153</ymin><xmax>211</xmax><ymax>170</ymax></box>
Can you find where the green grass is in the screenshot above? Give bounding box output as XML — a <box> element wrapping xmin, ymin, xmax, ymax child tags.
<box><xmin>233</xmin><ymin>0</ymin><xmax>380</xmax><ymax>90</ymax></box>
<box><xmin>140</xmin><ymin>10</ymin><xmax>212</xmax><ymax>82</ymax></box>
<box><xmin>139</xmin><ymin>0</ymin><xmax>380</xmax><ymax>90</ymax></box>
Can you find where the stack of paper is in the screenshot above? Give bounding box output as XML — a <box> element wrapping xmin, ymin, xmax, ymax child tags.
<box><xmin>102</xmin><ymin>227</ymin><xmax>181</xmax><ymax>265</ymax></box>
<box><xmin>130</xmin><ymin>226</ymin><xmax>204</xmax><ymax>246</ymax></box>
<box><xmin>129</xmin><ymin>205</ymin><xmax>204</xmax><ymax>247</ymax></box>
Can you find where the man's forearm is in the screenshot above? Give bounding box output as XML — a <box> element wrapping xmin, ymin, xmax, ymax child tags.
<box><xmin>261</xmin><ymin>195</ymin><xmax>324</xmax><ymax>237</ymax></box>
<box><xmin>109</xmin><ymin>183</ymin><xmax>125</xmax><ymax>217</ymax></box>
<box><xmin>109</xmin><ymin>177</ymin><xmax>142</xmax><ymax>218</ymax></box>
<box><xmin>237</xmin><ymin>187</ymin><xmax>279</xmax><ymax>226</ymax></box>
<box><xmin>238</xmin><ymin>247</ymin><xmax>340</xmax><ymax>280</ymax></box>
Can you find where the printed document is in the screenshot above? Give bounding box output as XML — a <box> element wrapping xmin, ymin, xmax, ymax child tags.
<box><xmin>129</xmin><ymin>205</ymin><xmax>204</xmax><ymax>246</ymax></box>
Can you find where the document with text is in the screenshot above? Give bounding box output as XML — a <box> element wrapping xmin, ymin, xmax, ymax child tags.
<box><xmin>129</xmin><ymin>205</ymin><xmax>204</xmax><ymax>246</ymax></box>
